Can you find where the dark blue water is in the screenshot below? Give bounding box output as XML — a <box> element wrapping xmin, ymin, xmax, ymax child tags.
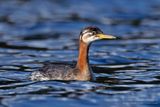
<box><xmin>0</xmin><ymin>0</ymin><xmax>160</xmax><ymax>107</ymax></box>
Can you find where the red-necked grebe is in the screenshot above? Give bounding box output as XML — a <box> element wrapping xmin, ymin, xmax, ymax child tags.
<box><xmin>30</xmin><ymin>26</ymin><xmax>116</xmax><ymax>81</ymax></box>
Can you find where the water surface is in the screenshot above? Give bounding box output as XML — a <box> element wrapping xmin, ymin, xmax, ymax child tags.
<box><xmin>0</xmin><ymin>0</ymin><xmax>160</xmax><ymax>107</ymax></box>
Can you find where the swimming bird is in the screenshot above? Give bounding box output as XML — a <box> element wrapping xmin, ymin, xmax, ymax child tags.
<box><xmin>30</xmin><ymin>26</ymin><xmax>116</xmax><ymax>81</ymax></box>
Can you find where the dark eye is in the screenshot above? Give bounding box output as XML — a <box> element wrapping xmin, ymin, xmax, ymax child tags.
<box><xmin>92</xmin><ymin>31</ymin><xmax>96</xmax><ymax>35</ymax></box>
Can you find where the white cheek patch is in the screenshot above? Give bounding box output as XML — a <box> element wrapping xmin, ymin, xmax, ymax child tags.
<box><xmin>81</xmin><ymin>33</ymin><xmax>91</xmax><ymax>43</ymax></box>
<box><xmin>82</xmin><ymin>33</ymin><xmax>99</xmax><ymax>44</ymax></box>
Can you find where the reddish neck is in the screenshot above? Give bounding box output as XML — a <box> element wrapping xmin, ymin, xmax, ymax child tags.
<box><xmin>76</xmin><ymin>40</ymin><xmax>90</xmax><ymax>72</ymax></box>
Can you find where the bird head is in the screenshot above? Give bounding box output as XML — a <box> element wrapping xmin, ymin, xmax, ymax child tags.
<box><xmin>80</xmin><ymin>26</ymin><xmax>116</xmax><ymax>44</ymax></box>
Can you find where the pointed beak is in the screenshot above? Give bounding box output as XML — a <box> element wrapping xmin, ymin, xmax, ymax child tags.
<box><xmin>96</xmin><ymin>34</ymin><xmax>116</xmax><ymax>39</ymax></box>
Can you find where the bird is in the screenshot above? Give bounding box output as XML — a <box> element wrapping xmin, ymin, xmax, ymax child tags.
<box><xmin>30</xmin><ymin>26</ymin><xmax>116</xmax><ymax>81</ymax></box>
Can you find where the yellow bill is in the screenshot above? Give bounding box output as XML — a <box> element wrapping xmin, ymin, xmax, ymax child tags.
<box><xmin>97</xmin><ymin>34</ymin><xmax>116</xmax><ymax>39</ymax></box>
